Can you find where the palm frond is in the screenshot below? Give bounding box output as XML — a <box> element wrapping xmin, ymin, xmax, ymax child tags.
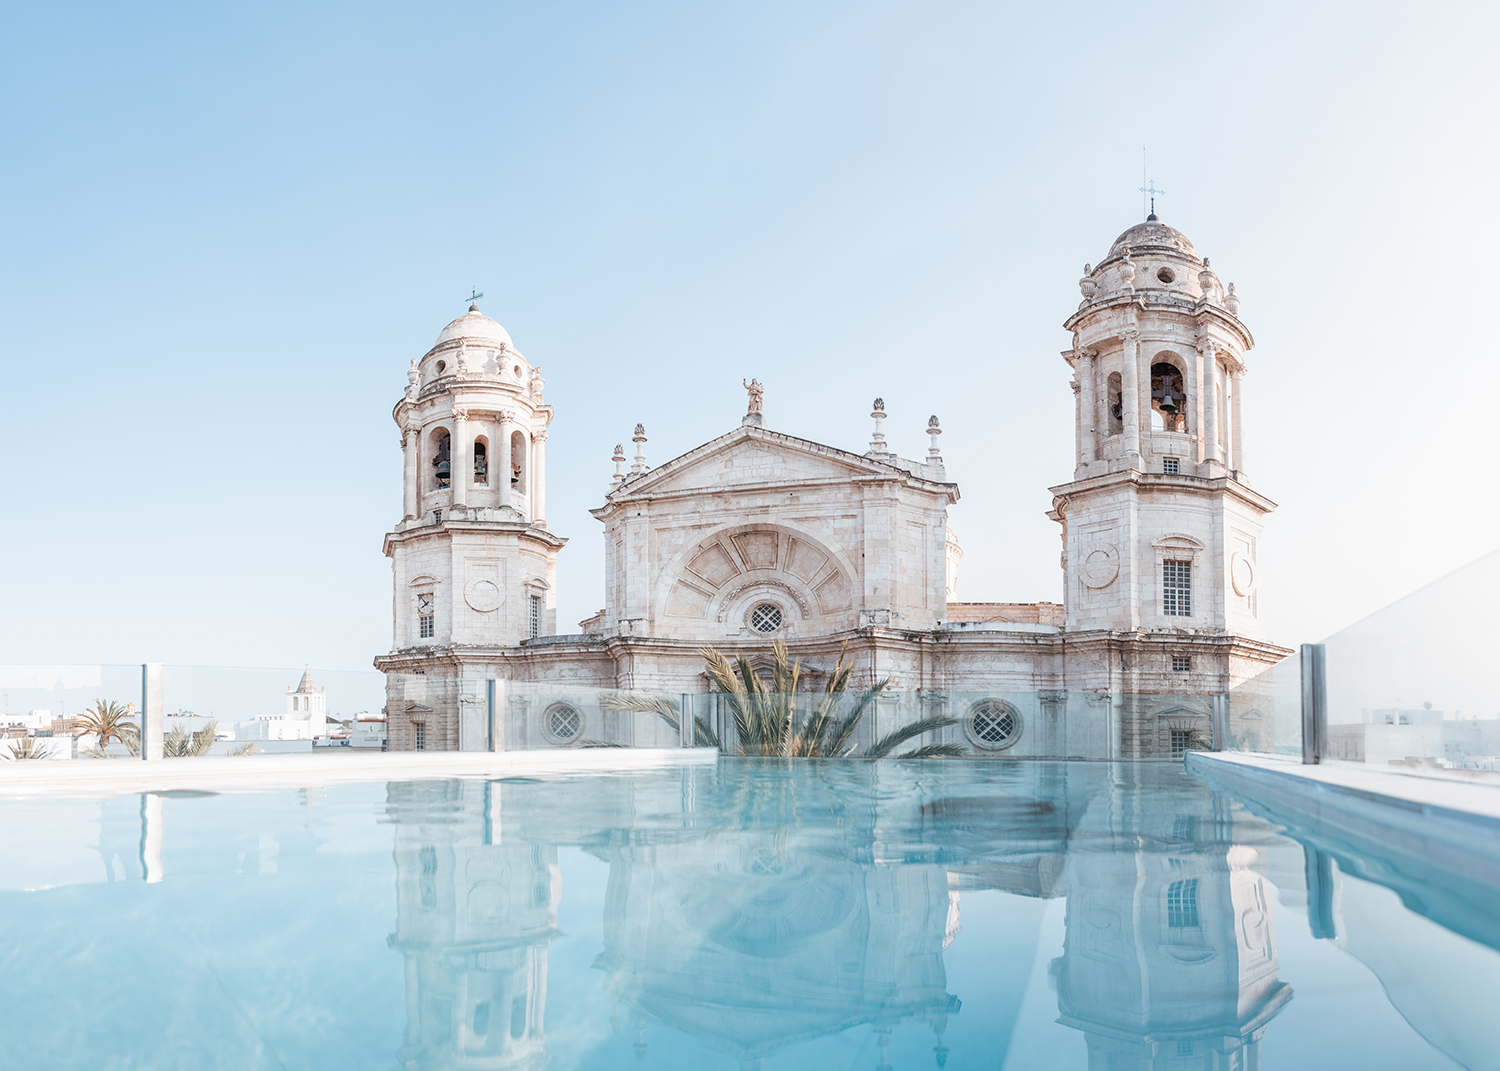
<box><xmin>3</xmin><ymin>737</ymin><xmax>51</xmax><ymax>760</ymax></box>
<box><xmin>825</xmin><ymin>679</ymin><xmax>890</xmax><ymax>757</ymax></box>
<box><xmin>228</xmin><ymin>742</ymin><xmax>260</xmax><ymax>757</ymax></box>
<box><xmin>578</xmin><ymin>738</ymin><xmax>628</xmax><ymax>748</ymax></box>
<box><xmin>864</xmin><ymin>714</ymin><xmax>958</xmax><ymax>761</ymax></box>
<box><xmin>894</xmin><ymin>742</ymin><xmax>968</xmax><ymax>759</ymax></box>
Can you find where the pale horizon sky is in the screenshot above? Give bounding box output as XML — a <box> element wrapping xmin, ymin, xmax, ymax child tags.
<box><xmin>3</xmin><ymin>1</ymin><xmax>1498</xmax><ymax>675</ymax></box>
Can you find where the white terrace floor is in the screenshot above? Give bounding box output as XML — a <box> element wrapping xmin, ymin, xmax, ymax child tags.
<box><xmin>0</xmin><ymin>748</ymin><xmax>716</xmax><ymax>799</ymax></box>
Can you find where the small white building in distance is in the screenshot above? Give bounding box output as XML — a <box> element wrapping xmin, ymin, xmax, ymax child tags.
<box><xmin>240</xmin><ymin>670</ymin><xmax>328</xmax><ymax>741</ymax></box>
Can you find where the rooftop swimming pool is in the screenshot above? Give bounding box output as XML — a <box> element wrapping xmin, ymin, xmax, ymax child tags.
<box><xmin>2</xmin><ymin>759</ymin><xmax>1496</xmax><ymax>1070</ymax></box>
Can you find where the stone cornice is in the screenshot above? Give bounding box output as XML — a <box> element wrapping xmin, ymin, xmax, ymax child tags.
<box><xmin>1064</xmin><ymin>292</ymin><xmax>1254</xmax><ymax>351</ymax></box>
<box><xmin>1048</xmin><ymin>468</ymin><xmax>1277</xmax><ymax>514</ymax></box>
<box><xmin>382</xmin><ymin>520</ymin><xmax>568</xmax><ymax>558</ymax></box>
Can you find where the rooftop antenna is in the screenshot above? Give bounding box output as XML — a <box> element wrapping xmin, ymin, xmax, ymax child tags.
<box><xmin>1138</xmin><ymin>148</ymin><xmax>1164</xmax><ymax>221</ymax></box>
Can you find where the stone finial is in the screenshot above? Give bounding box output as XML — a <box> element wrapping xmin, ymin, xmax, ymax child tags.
<box><xmin>611</xmin><ymin>444</ymin><xmax>626</xmax><ymax>485</ymax></box>
<box><xmin>1118</xmin><ymin>245</ymin><xmax>1136</xmax><ymax>293</ymax></box>
<box><xmin>1078</xmin><ymin>264</ymin><xmax>1097</xmax><ymax>304</ymax></box>
<box><xmin>455</xmin><ymin>344</ymin><xmax>470</xmax><ymax>378</ymax></box>
<box><xmin>869</xmin><ymin>398</ymin><xmax>888</xmax><ymax>455</ymax></box>
<box><xmin>742</xmin><ymin>377</ymin><xmax>764</xmax><ymax>427</ymax></box>
<box><xmin>529</xmin><ymin>367</ymin><xmax>545</xmax><ymax>400</ymax></box>
<box><xmin>927</xmin><ymin>416</ymin><xmax>943</xmax><ymax>466</ymax></box>
<box><xmin>1198</xmin><ymin>258</ymin><xmax>1220</xmax><ymax>303</ymax></box>
<box><xmin>1225</xmin><ymin>282</ymin><xmax>1241</xmax><ymax>316</ymax></box>
<box><xmin>406</xmin><ymin>356</ymin><xmax>420</xmax><ymax>399</ymax></box>
<box><xmin>631</xmin><ymin>424</ymin><xmax>648</xmax><ymax>475</ymax></box>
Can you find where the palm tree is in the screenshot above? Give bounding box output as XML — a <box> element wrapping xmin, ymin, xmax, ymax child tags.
<box><xmin>2</xmin><ymin>737</ymin><xmax>51</xmax><ymax>760</ymax></box>
<box><xmin>162</xmin><ymin>722</ymin><xmax>218</xmax><ymax>758</ymax></box>
<box><xmin>605</xmin><ymin>640</ymin><xmax>965</xmax><ymax>759</ymax></box>
<box><xmin>75</xmin><ymin>700</ymin><xmax>140</xmax><ymax>755</ymax></box>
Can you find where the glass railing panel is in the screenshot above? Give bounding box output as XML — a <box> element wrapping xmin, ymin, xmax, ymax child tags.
<box><xmin>1321</xmin><ymin>549</ymin><xmax>1500</xmax><ymax>772</ymax></box>
<box><xmin>1224</xmin><ymin>653</ymin><xmax>1302</xmax><ymax>758</ymax></box>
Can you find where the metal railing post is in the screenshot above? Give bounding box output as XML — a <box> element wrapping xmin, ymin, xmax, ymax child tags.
<box><xmin>1300</xmin><ymin>643</ymin><xmax>1326</xmax><ymax>764</ymax></box>
<box><xmin>1211</xmin><ymin>693</ymin><xmax>1229</xmax><ymax>751</ymax></box>
<box><xmin>680</xmin><ymin>693</ymin><xmax>692</xmax><ymax>748</ymax></box>
<box><xmin>140</xmin><ymin>663</ymin><xmax>164</xmax><ymax>761</ymax></box>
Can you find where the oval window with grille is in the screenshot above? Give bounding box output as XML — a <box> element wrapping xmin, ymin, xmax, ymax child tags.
<box><xmin>750</xmin><ymin>603</ymin><xmax>783</xmax><ymax>633</ymax></box>
<box><xmin>545</xmin><ymin>704</ymin><xmax>581</xmax><ymax>744</ymax></box>
<box><xmin>965</xmin><ymin>700</ymin><xmax>1022</xmax><ymax>751</ymax></box>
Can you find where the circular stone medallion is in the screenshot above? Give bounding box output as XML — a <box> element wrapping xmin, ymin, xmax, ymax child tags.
<box><xmin>1231</xmin><ymin>554</ymin><xmax>1256</xmax><ymax>597</ymax></box>
<box><xmin>464</xmin><ymin>578</ymin><xmax>503</xmax><ymax>612</ymax></box>
<box><xmin>1081</xmin><ymin>543</ymin><xmax>1120</xmax><ymax>588</ymax></box>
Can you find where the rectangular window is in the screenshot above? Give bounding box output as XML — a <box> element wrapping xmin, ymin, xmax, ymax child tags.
<box><xmin>1171</xmin><ymin>728</ymin><xmax>1192</xmax><ymax>760</ymax></box>
<box><xmin>420</xmin><ymin>616</ymin><xmax>434</xmax><ymax>638</ymax></box>
<box><xmin>1163</xmin><ymin>560</ymin><xmax>1192</xmax><ymax>616</ymax></box>
<box><xmin>1172</xmin><ymin>655</ymin><xmax>1191</xmax><ymax>672</ymax></box>
<box><xmin>1167</xmin><ymin>878</ymin><xmax>1199</xmax><ymax>928</ymax></box>
<box><xmin>414</xmin><ymin>722</ymin><xmax>426</xmax><ymax>751</ymax></box>
<box><xmin>1163</xmin><ymin>457</ymin><xmax>1179</xmax><ymax>474</ymax></box>
<box><xmin>529</xmin><ymin>595</ymin><xmax>541</xmax><ymax>639</ymax></box>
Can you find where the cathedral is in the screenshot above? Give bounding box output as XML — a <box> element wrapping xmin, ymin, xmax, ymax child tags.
<box><xmin>374</xmin><ymin>214</ymin><xmax>1290</xmax><ymax>757</ymax></box>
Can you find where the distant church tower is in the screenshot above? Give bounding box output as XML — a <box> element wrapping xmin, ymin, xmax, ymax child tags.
<box><xmin>1049</xmin><ymin>217</ymin><xmax>1282</xmax><ymax>687</ymax></box>
<box><xmin>378</xmin><ymin>302</ymin><xmax>566</xmax><ymax>749</ymax></box>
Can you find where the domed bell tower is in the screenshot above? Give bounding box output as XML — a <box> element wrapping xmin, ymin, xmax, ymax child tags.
<box><xmin>1048</xmin><ymin>217</ymin><xmax>1281</xmax><ymax>686</ymax></box>
<box><xmin>376</xmin><ymin>302</ymin><xmax>567</xmax><ymax>749</ymax></box>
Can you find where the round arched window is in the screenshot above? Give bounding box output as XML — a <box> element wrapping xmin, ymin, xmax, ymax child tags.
<box><xmin>750</xmin><ymin>604</ymin><xmax>783</xmax><ymax>633</ymax></box>
<box><xmin>966</xmin><ymin>700</ymin><xmax>1022</xmax><ymax>751</ymax></box>
<box><xmin>545</xmin><ymin>704</ymin><xmax>581</xmax><ymax>744</ymax></box>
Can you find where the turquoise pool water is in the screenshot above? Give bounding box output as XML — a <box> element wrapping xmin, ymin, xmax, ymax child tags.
<box><xmin>2</xmin><ymin>760</ymin><xmax>1496</xmax><ymax>1069</ymax></box>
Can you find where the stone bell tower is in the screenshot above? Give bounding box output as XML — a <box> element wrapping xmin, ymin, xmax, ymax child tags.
<box><xmin>381</xmin><ymin>301</ymin><xmax>566</xmax><ymax>658</ymax></box>
<box><xmin>1048</xmin><ymin>216</ymin><xmax>1283</xmax><ymax>687</ymax></box>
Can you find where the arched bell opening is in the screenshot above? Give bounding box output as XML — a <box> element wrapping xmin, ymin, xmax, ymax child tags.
<box><xmin>1106</xmin><ymin>371</ymin><xmax>1124</xmax><ymax>436</ymax></box>
<box><xmin>1150</xmin><ymin>359</ymin><xmax>1188</xmax><ymax>433</ymax></box>
<box><xmin>510</xmin><ymin>430</ymin><xmax>528</xmax><ymax>494</ymax></box>
<box><xmin>429</xmin><ymin>429</ymin><xmax>452</xmax><ymax>490</ymax></box>
<box><xmin>472</xmin><ymin>437</ymin><xmax>489</xmax><ymax>485</ymax></box>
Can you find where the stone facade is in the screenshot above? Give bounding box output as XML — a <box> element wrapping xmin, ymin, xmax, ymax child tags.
<box><xmin>375</xmin><ymin>216</ymin><xmax>1292</xmax><ymax>757</ymax></box>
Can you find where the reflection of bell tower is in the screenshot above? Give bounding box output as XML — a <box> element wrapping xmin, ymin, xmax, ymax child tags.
<box><xmin>1048</xmin><ymin>215</ymin><xmax>1278</xmax><ymax>658</ymax></box>
<box><xmin>1053</xmin><ymin>785</ymin><xmax>1291</xmax><ymax>1068</ymax></box>
<box><xmin>376</xmin><ymin>301</ymin><xmax>569</xmax><ymax>750</ymax></box>
<box><xmin>388</xmin><ymin>781</ymin><xmax>558</xmax><ymax>1070</ymax></box>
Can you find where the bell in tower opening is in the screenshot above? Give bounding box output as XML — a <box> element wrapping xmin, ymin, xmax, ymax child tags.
<box><xmin>473</xmin><ymin>441</ymin><xmax>487</xmax><ymax>485</ymax></box>
<box><xmin>1151</xmin><ymin>362</ymin><xmax>1187</xmax><ymax>431</ymax></box>
<box><xmin>432</xmin><ymin>432</ymin><xmax>451</xmax><ymax>488</ymax></box>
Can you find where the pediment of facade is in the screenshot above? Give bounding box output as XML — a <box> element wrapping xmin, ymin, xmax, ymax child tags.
<box><xmin>602</xmin><ymin>427</ymin><xmax>936</xmax><ymax>505</ymax></box>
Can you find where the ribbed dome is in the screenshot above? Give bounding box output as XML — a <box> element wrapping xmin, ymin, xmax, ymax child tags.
<box><xmin>1106</xmin><ymin>218</ymin><xmax>1199</xmax><ymax>262</ymax></box>
<box><xmin>434</xmin><ymin>303</ymin><xmax>513</xmax><ymax>349</ymax></box>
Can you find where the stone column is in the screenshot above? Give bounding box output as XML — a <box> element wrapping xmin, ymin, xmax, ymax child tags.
<box><xmin>451</xmin><ymin>407</ymin><xmax>469</xmax><ymax>509</ymax></box>
<box><xmin>533</xmin><ymin>430</ymin><xmax>547</xmax><ymax>528</ymax></box>
<box><xmin>1079</xmin><ymin>351</ymin><xmax>1096</xmax><ymax>465</ymax></box>
<box><xmin>1200</xmin><ymin>342</ymin><xmax>1221</xmax><ymax>466</ymax></box>
<box><xmin>401</xmin><ymin>420</ymin><xmax>419</xmax><ymax>520</ymax></box>
<box><xmin>1232</xmin><ymin>367</ymin><xmax>1246</xmax><ymax>474</ymax></box>
<box><xmin>1121</xmin><ymin>328</ymin><xmax>1141</xmax><ymax>466</ymax></box>
<box><xmin>1072</xmin><ymin>378</ymin><xmax>1084</xmax><ymax>471</ymax></box>
<box><xmin>497</xmin><ymin>412</ymin><xmax>513</xmax><ymax>509</ymax></box>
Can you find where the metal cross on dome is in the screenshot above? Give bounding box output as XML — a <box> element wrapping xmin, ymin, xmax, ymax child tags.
<box><xmin>467</xmin><ymin>289</ymin><xmax>484</xmax><ymax>305</ymax></box>
<box><xmin>1138</xmin><ymin>180</ymin><xmax>1165</xmax><ymax>219</ymax></box>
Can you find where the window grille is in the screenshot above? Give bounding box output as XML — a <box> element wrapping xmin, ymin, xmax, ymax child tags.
<box><xmin>1167</xmin><ymin>878</ymin><xmax>1199</xmax><ymax>928</ymax></box>
<box><xmin>1163</xmin><ymin>457</ymin><xmax>1179</xmax><ymax>474</ymax></box>
<box><xmin>1171</xmin><ymin>728</ymin><xmax>1192</xmax><ymax>760</ymax></box>
<box><xmin>529</xmin><ymin>595</ymin><xmax>542</xmax><ymax>639</ymax></box>
<box><xmin>1163</xmin><ymin>560</ymin><xmax>1192</xmax><ymax>616</ymax></box>
<box><xmin>750</xmin><ymin>603</ymin><xmax>783</xmax><ymax>633</ymax></box>
<box><xmin>414</xmin><ymin>722</ymin><xmax>426</xmax><ymax>751</ymax></box>
<box><xmin>1177</xmin><ymin>1041</ymin><xmax>1193</xmax><ymax>1058</ymax></box>
<box><xmin>547</xmin><ymin>705</ymin><xmax>580</xmax><ymax>742</ymax></box>
<box><xmin>1172</xmin><ymin>655</ymin><xmax>1191</xmax><ymax>672</ymax></box>
<box><xmin>419</xmin><ymin>616</ymin><xmax>434</xmax><ymax>638</ymax></box>
<box><xmin>966</xmin><ymin>700</ymin><xmax>1022</xmax><ymax>750</ymax></box>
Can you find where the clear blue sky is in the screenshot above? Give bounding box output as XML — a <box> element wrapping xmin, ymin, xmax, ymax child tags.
<box><xmin>2</xmin><ymin>1</ymin><xmax>1497</xmax><ymax>673</ymax></box>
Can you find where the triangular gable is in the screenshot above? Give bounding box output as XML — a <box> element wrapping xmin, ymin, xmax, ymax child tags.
<box><xmin>605</xmin><ymin>426</ymin><xmax>940</xmax><ymax>501</ymax></box>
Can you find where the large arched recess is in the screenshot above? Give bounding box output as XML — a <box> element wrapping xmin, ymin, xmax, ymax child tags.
<box><xmin>651</xmin><ymin>522</ymin><xmax>861</xmax><ymax>634</ymax></box>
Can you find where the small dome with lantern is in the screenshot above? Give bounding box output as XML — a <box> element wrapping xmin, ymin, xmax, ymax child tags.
<box><xmin>1103</xmin><ymin>217</ymin><xmax>1201</xmax><ymax>265</ymax></box>
<box><xmin>435</xmin><ymin>303</ymin><xmax>514</xmax><ymax>349</ymax></box>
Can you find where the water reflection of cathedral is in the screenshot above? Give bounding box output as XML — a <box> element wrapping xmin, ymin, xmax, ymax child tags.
<box><xmin>386</xmin><ymin>766</ymin><xmax>1293</xmax><ymax>1069</ymax></box>
<box><xmin>388</xmin><ymin>781</ymin><xmax>557</xmax><ymax>1070</ymax></box>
